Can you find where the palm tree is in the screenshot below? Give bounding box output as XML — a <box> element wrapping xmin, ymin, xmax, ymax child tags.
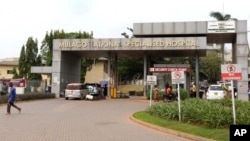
<box><xmin>209</xmin><ymin>11</ymin><xmax>237</xmax><ymax>64</ymax></box>
<box><xmin>210</xmin><ymin>11</ymin><xmax>237</xmax><ymax>21</ymax></box>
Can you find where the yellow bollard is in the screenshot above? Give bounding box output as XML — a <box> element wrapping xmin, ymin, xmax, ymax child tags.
<box><xmin>113</xmin><ymin>88</ymin><xmax>117</xmax><ymax>98</ymax></box>
<box><xmin>110</xmin><ymin>88</ymin><xmax>114</xmax><ymax>98</ymax></box>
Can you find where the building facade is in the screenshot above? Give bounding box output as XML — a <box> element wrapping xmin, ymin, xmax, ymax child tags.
<box><xmin>0</xmin><ymin>58</ymin><xmax>18</xmax><ymax>79</ymax></box>
<box><xmin>30</xmin><ymin>20</ymin><xmax>249</xmax><ymax>100</ymax></box>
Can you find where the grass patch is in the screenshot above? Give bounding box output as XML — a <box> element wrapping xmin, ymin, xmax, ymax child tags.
<box><xmin>133</xmin><ymin>111</ymin><xmax>229</xmax><ymax>141</ymax></box>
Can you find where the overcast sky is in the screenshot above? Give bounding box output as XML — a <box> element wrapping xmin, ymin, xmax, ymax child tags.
<box><xmin>0</xmin><ymin>0</ymin><xmax>250</xmax><ymax>59</ymax></box>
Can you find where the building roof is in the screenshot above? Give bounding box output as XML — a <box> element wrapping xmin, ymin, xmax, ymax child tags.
<box><xmin>0</xmin><ymin>57</ymin><xmax>19</xmax><ymax>66</ymax></box>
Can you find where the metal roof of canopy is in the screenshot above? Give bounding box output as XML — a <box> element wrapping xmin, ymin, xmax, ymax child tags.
<box><xmin>58</xmin><ymin>21</ymin><xmax>240</xmax><ymax>58</ymax></box>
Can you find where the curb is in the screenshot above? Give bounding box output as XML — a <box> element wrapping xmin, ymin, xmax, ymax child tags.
<box><xmin>129</xmin><ymin>115</ymin><xmax>214</xmax><ymax>141</ymax></box>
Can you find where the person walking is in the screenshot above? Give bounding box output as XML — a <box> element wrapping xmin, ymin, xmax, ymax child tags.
<box><xmin>6</xmin><ymin>82</ymin><xmax>21</xmax><ymax>115</ymax></box>
<box><xmin>191</xmin><ymin>83</ymin><xmax>196</xmax><ymax>98</ymax></box>
<box><xmin>153</xmin><ymin>85</ymin><xmax>159</xmax><ymax>102</ymax></box>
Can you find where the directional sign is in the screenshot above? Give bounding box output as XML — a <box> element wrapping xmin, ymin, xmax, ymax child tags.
<box><xmin>221</xmin><ymin>64</ymin><xmax>242</xmax><ymax>80</ymax></box>
<box><xmin>171</xmin><ymin>71</ymin><xmax>184</xmax><ymax>84</ymax></box>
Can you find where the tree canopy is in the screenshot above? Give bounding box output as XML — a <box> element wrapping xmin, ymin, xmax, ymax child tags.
<box><xmin>210</xmin><ymin>11</ymin><xmax>237</xmax><ymax>21</ymax></box>
<box><xmin>200</xmin><ymin>52</ymin><xmax>222</xmax><ymax>83</ymax></box>
<box><xmin>40</xmin><ymin>30</ymin><xmax>94</xmax><ymax>83</ymax></box>
<box><xmin>13</xmin><ymin>37</ymin><xmax>42</xmax><ymax>80</ymax></box>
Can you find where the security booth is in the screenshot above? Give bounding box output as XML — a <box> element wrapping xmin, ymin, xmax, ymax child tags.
<box><xmin>150</xmin><ymin>64</ymin><xmax>191</xmax><ymax>94</ymax></box>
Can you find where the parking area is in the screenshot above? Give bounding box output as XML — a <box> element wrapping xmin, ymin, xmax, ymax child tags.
<box><xmin>0</xmin><ymin>97</ymin><xmax>192</xmax><ymax>141</ymax></box>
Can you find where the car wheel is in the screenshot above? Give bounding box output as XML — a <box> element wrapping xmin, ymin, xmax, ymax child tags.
<box><xmin>65</xmin><ymin>97</ymin><xmax>68</xmax><ymax>100</ymax></box>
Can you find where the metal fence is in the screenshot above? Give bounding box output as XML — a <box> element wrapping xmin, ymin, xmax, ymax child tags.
<box><xmin>25</xmin><ymin>80</ymin><xmax>46</xmax><ymax>93</ymax></box>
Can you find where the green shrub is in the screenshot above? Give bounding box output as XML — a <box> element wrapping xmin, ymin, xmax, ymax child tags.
<box><xmin>146</xmin><ymin>98</ymin><xmax>250</xmax><ymax>128</ymax></box>
<box><xmin>0</xmin><ymin>95</ymin><xmax>8</xmax><ymax>104</ymax></box>
<box><xmin>146</xmin><ymin>88</ymin><xmax>188</xmax><ymax>100</ymax></box>
<box><xmin>146</xmin><ymin>90</ymin><xmax>153</xmax><ymax>100</ymax></box>
<box><xmin>172</xmin><ymin>88</ymin><xmax>188</xmax><ymax>100</ymax></box>
<box><xmin>0</xmin><ymin>93</ymin><xmax>56</xmax><ymax>104</ymax></box>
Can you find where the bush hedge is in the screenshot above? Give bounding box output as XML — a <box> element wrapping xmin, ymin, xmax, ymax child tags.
<box><xmin>0</xmin><ymin>93</ymin><xmax>56</xmax><ymax>104</ymax></box>
<box><xmin>146</xmin><ymin>88</ymin><xmax>188</xmax><ymax>100</ymax></box>
<box><xmin>146</xmin><ymin>98</ymin><xmax>250</xmax><ymax>128</ymax></box>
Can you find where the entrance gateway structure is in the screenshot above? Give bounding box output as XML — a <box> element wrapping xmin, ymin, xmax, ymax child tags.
<box><xmin>32</xmin><ymin>20</ymin><xmax>249</xmax><ymax>100</ymax></box>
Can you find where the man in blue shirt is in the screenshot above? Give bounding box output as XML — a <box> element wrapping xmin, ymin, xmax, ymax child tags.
<box><xmin>6</xmin><ymin>82</ymin><xmax>21</xmax><ymax>115</ymax></box>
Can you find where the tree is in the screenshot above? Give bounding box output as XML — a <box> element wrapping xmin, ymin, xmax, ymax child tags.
<box><xmin>200</xmin><ymin>52</ymin><xmax>222</xmax><ymax>83</ymax></box>
<box><xmin>210</xmin><ymin>11</ymin><xmax>237</xmax><ymax>21</ymax></box>
<box><xmin>25</xmin><ymin>37</ymin><xmax>41</xmax><ymax>80</ymax></box>
<box><xmin>14</xmin><ymin>36</ymin><xmax>43</xmax><ymax>90</ymax></box>
<box><xmin>40</xmin><ymin>30</ymin><xmax>65</xmax><ymax>66</ymax></box>
<box><xmin>118</xmin><ymin>57</ymin><xmax>144</xmax><ymax>82</ymax></box>
<box><xmin>40</xmin><ymin>30</ymin><xmax>94</xmax><ymax>83</ymax></box>
<box><xmin>12</xmin><ymin>67</ymin><xmax>19</xmax><ymax>78</ymax></box>
<box><xmin>119</xmin><ymin>28</ymin><xmax>147</xmax><ymax>82</ymax></box>
<box><xmin>15</xmin><ymin>37</ymin><xmax>42</xmax><ymax>80</ymax></box>
<box><xmin>81</xmin><ymin>57</ymin><xmax>94</xmax><ymax>83</ymax></box>
<box><xmin>121</xmin><ymin>27</ymin><xmax>134</xmax><ymax>38</ymax></box>
<box><xmin>18</xmin><ymin>46</ymin><xmax>26</xmax><ymax>78</ymax></box>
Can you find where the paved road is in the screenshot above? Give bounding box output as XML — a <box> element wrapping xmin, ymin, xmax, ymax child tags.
<box><xmin>0</xmin><ymin>97</ymin><xmax>191</xmax><ymax>141</ymax></box>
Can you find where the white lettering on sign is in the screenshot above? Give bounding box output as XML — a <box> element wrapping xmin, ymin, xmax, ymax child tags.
<box><xmin>234</xmin><ymin>129</ymin><xmax>247</xmax><ymax>136</ymax></box>
<box><xmin>149</xmin><ymin>67</ymin><xmax>190</xmax><ymax>72</ymax></box>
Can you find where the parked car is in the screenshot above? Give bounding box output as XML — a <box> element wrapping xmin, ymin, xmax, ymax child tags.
<box><xmin>85</xmin><ymin>83</ymin><xmax>101</xmax><ymax>96</ymax></box>
<box><xmin>217</xmin><ymin>81</ymin><xmax>238</xmax><ymax>98</ymax></box>
<box><xmin>64</xmin><ymin>83</ymin><xmax>88</xmax><ymax>100</ymax></box>
<box><xmin>206</xmin><ymin>85</ymin><xmax>226</xmax><ymax>100</ymax></box>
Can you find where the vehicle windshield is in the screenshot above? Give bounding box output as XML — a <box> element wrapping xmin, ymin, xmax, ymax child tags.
<box><xmin>66</xmin><ymin>84</ymin><xmax>85</xmax><ymax>90</ymax></box>
<box><xmin>210</xmin><ymin>85</ymin><xmax>223</xmax><ymax>91</ymax></box>
<box><xmin>85</xmin><ymin>83</ymin><xmax>101</xmax><ymax>88</ymax></box>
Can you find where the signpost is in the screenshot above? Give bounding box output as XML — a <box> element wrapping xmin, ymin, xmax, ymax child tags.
<box><xmin>171</xmin><ymin>71</ymin><xmax>184</xmax><ymax>122</ymax></box>
<box><xmin>221</xmin><ymin>64</ymin><xmax>242</xmax><ymax>124</ymax></box>
<box><xmin>146</xmin><ymin>75</ymin><xmax>157</xmax><ymax>107</ymax></box>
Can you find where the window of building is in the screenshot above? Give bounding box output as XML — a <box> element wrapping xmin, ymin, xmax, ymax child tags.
<box><xmin>7</xmin><ymin>70</ymin><xmax>13</xmax><ymax>74</ymax></box>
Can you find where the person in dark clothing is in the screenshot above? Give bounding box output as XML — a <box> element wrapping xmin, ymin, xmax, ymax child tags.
<box><xmin>165</xmin><ymin>82</ymin><xmax>169</xmax><ymax>89</ymax></box>
<box><xmin>6</xmin><ymin>82</ymin><xmax>21</xmax><ymax>115</ymax></box>
<box><xmin>103</xmin><ymin>84</ymin><xmax>108</xmax><ymax>98</ymax></box>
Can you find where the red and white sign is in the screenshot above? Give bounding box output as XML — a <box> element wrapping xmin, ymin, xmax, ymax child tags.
<box><xmin>171</xmin><ymin>71</ymin><xmax>184</xmax><ymax>84</ymax></box>
<box><xmin>149</xmin><ymin>67</ymin><xmax>190</xmax><ymax>72</ymax></box>
<box><xmin>146</xmin><ymin>75</ymin><xmax>157</xmax><ymax>85</ymax></box>
<box><xmin>221</xmin><ymin>64</ymin><xmax>242</xmax><ymax>80</ymax></box>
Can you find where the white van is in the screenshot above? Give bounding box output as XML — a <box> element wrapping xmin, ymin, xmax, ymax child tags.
<box><xmin>65</xmin><ymin>83</ymin><xmax>88</xmax><ymax>100</ymax></box>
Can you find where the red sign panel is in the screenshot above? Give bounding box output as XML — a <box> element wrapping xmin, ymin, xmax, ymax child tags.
<box><xmin>221</xmin><ymin>73</ymin><xmax>242</xmax><ymax>80</ymax></box>
<box><xmin>0</xmin><ymin>78</ymin><xmax>26</xmax><ymax>88</ymax></box>
<box><xmin>149</xmin><ymin>67</ymin><xmax>190</xmax><ymax>72</ymax></box>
